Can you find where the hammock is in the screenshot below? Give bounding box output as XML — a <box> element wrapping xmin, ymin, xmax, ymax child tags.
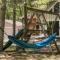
<box><xmin>8</xmin><ymin>32</ymin><xmax>57</xmax><ymax>48</ymax></box>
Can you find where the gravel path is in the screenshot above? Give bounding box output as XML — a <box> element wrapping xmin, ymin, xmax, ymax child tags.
<box><xmin>0</xmin><ymin>52</ymin><xmax>60</xmax><ymax>60</ymax></box>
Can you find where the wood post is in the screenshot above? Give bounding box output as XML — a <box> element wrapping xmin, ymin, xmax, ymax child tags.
<box><xmin>24</xmin><ymin>3</ymin><xmax>27</xmax><ymax>29</ymax></box>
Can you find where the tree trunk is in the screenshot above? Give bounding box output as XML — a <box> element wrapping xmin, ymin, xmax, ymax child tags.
<box><xmin>13</xmin><ymin>0</ymin><xmax>17</xmax><ymax>51</ymax></box>
<box><xmin>13</xmin><ymin>0</ymin><xmax>16</xmax><ymax>36</ymax></box>
<box><xmin>0</xmin><ymin>0</ymin><xmax>6</xmax><ymax>51</ymax></box>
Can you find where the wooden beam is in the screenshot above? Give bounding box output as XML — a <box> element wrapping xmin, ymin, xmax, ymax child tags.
<box><xmin>47</xmin><ymin>1</ymin><xmax>58</xmax><ymax>11</ymax></box>
<box><xmin>27</xmin><ymin>6</ymin><xmax>59</xmax><ymax>16</ymax></box>
<box><xmin>24</xmin><ymin>3</ymin><xmax>27</xmax><ymax>29</ymax></box>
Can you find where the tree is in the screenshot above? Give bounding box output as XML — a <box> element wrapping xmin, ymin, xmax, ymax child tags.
<box><xmin>0</xmin><ymin>0</ymin><xmax>6</xmax><ymax>51</ymax></box>
<box><xmin>13</xmin><ymin>0</ymin><xmax>16</xmax><ymax>36</ymax></box>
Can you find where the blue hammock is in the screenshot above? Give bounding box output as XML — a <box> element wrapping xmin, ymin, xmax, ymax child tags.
<box><xmin>8</xmin><ymin>32</ymin><xmax>57</xmax><ymax>48</ymax></box>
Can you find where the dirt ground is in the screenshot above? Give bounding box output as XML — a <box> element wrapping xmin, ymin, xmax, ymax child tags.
<box><xmin>0</xmin><ymin>52</ymin><xmax>60</xmax><ymax>60</ymax></box>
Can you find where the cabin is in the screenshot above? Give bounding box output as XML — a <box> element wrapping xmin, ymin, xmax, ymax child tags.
<box><xmin>25</xmin><ymin>1</ymin><xmax>60</xmax><ymax>36</ymax></box>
